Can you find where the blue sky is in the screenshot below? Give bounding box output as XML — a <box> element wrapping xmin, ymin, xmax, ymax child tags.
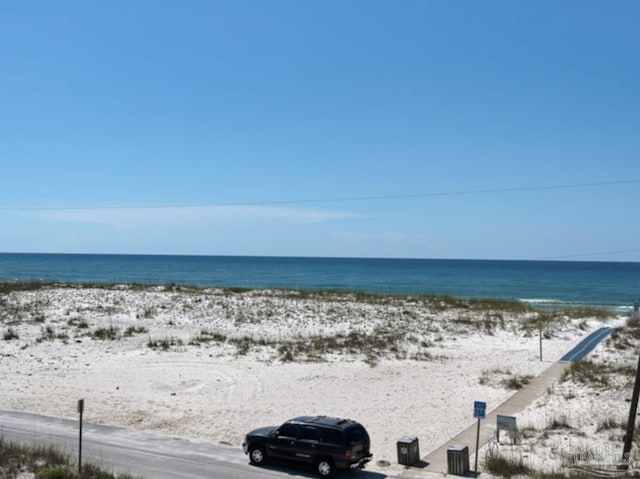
<box><xmin>1</xmin><ymin>1</ymin><xmax>638</xmax><ymax>260</ymax></box>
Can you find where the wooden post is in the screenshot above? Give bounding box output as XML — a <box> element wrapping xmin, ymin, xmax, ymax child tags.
<box><xmin>474</xmin><ymin>417</ymin><xmax>481</xmax><ymax>475</ymax></box>
<box><xmin>622</xmin><ymin>352</ymin><xmax>640</xmax><ymax>467</ymax></box>
<box><xmin>78</xmin><ymin>399</ymin><xmax>84</xmax><ymax>473</ymax></box>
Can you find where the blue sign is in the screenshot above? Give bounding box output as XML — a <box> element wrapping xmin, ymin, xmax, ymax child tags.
<box><xmin>474</xmin><ymin>401</ymin><xmax>486</xmax><ymax>419</ymax></box>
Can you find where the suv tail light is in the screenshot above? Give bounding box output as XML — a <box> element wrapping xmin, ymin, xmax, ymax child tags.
<box><xmin>345</xmin><ymin>449</ymin><xmax>352</xmax><ymax>462</ymax></box>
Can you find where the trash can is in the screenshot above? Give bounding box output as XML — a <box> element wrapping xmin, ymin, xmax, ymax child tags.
<box><xmin>397</xmin><ymin>436</ymin><xmax>420</xmax><ymax>466</ymax></box>
<box><xmin>447</xmin><ymin>445</ymin><xmax>470</xmax><ymax>476</ymax></box>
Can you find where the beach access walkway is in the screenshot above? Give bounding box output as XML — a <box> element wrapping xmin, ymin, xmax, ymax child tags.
<box><xmin>400</xmin><ymin>326</ymin><xmax>613</xmax><ymax>478</ymax></box>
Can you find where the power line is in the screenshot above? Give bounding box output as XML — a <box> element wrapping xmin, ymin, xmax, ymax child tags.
<box><xmin>1</xmin><ymin>179</ymin><xmax>639</xmax><ymax>211</ymax></box>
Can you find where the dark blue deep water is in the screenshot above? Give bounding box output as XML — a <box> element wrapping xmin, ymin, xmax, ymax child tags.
<box><xmin>0</xmin><ymin>253</ymin><xmax>638</xmax><ymax>311</ymax></box>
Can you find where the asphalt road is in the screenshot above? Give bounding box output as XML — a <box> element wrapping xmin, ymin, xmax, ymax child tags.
<box><xmin>0</xmin><ymin>409</ymin><xmax>393</xmax><ymax>479</ymax></box>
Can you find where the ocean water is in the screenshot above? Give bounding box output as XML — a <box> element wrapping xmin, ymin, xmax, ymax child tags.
<box><xmin>0</xmin><ymin>253</ymin><xmax>638</xmax><ymax>311</ymax></box>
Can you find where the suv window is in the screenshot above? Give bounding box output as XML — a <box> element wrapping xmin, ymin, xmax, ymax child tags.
<box><xmin>320</xmin><ymin>428</ymin><xmax>344</xmax><ymax>445</ymax></box>
<box><xmin>347</xmin><ymin>425</ymin><xmax>368</xmax><ymax>444</ymax></box>
<box><xmin>277</xmin><ymin>423</ymin><xmax>299</xmax><ymax>438</ymax></box>
<box><xmin>299</xmin><ymin>425</ymin><xmax>319</xmax><ymax>441</ymax></box>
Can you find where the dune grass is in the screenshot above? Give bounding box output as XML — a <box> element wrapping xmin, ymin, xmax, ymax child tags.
<box><xmin>484</xmin><ymin>454</ymin><xmax>532</xmax><ymax>477</ymax></box>
<box><xmin>0</xmin><ymin>436</ymin><xmax>139</xmax><ymax>479</ymax></box>
<box><xmin>562</xmin><ymin>359</ymin><xmax>636</xmax><ymax>389</ymax></box>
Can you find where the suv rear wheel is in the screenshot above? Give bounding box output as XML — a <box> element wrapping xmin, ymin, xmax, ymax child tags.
<box><xmin>249</xmin><ymin>445</ymin><xmax>267</xmax><ymax>466</ymax></box>
<box><xmin>316</xmin><ymin>457</ymin><xmax>335</xmax><ymax>477</ymax></box>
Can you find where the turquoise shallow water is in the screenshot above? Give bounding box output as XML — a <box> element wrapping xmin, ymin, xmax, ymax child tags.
<box><xmin>0</xmin><ymin>253</ymin><xmax>638</xmax><ymax>311</ymax></box>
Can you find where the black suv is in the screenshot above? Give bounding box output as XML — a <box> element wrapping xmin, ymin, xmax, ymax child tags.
<box><xmin>242</xmin><ymin>415</ymin><xmax>372</xmax><ymax>477</ymax></box>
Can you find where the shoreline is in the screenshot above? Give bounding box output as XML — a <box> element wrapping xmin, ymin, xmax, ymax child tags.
<box><xmin>2</xmin><ymin>253</ymin><xmax>638</xmax><ymax>309</ymax></box>
<box><xmin>0</xmin><ymin>279</ymin><xmax>627</xmax><ymax>313</ymax></box>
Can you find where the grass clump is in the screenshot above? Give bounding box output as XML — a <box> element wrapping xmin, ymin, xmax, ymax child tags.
<box><xmin>3</xmin><ymin>327</ymin><xmax>19</xmax><ymax>340</ymax></box>
<box><xmin>500</xmin><ymin>373</ymin><xmax>534</xmax><ymax>390</ymax></box>
<box><xmin>189</xmin><ymin>329</ymin><xmax>227</xmax><ymax>346</ymax></box>
<box><xmin>0</xmin><ymin>280</ymin><xmax>57</xmax><ymax>294</ymax></box>
<box><xmin>548</xmin><ymin>415</ymin><xmax>572</xmax><ymax>430</ymax></box>
<box><xmin>479</xmin><ymin>368</ymin><xmax>533</xmax><ymax>390</ymax></box>
<box><xmin>561</xmin><ymin>359</ymin><xmax>628</xmax><ymax>388</ymax></box>
<box><xmin>453</xmin><ymin>313</ymin><xmax>505</xmax><ymax>334</ymax></box>
<box><xmin>558</xmin><ymin>307</ymin><xmax>615</xmax><ymax>319</ymax></box>
<box><xmin>0</xmin><ymin>436</ymin><xmax>138</xmax><ymax>478</ymax></box>
<box><xmin>596</xmin><ymin>417</ymin><xmax>625</xmax><ymax>432</ymax></box>
<box><xmin>520</xmin><ymin>311</ymin><xmax>568</xmax><ymax>336</ymax></box>
<box><xmin>479</xmin><ymin>368</ymin><xmax>511</xmax><ymax>382</ymax></box>
<box><xmin>147</xmin><ymin>337</ymin><xmax>183</xmax><ymax>351</ymax></box>
<box><xmin>123</xmin><ymin>326</ymin><xmax>148</xmax><ymax>337</ymax></box>
<box><xmin>37</xmin><ymin>325</ymin><xmax>57</xmax><ymax>342</ymax></box>
<box><xmin>484</xmin><ymin>454</ymin><xmax>532</xmax><ymax>477</ymax></box>
<box><xmin>92</xmin><ymin>326</ymin><xmax>120</xmax><ymax>341</ymax></box>
<box><xmin>609</xmin><ymin>319</ymin><xmax>640</xmax><ymax>350</ymax></box>
<box><xmin>190</xmin><ymin>324</ymin><xmax>426</xmax><ymax>366</ymax></box>
<box><xmin>136</xmin><ymin>307</ymin><xmax>156</xmax><ymax>319</ymax></box>
<box><xmin>0</xmin><ymin>437</ymin><xmax>69</xmax><ymax>477</ymax></box>
<box><xmin>67</xmin><ymin>317</ymin><xmax>89</xmax><ymax>329</ymax></box>
<box><xmin>36</xmin><ymin>465</ymin><xmax>77</xmax><ymax>478</ymax></box>
<box><xmin>269</xmin><ymin>326</ymin><xmax>416</xmax><ymax>366</ymax></box>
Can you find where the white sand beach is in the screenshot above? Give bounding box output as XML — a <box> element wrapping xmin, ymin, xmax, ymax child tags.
<box><xmin>0</xmin><ymin>285</ymin><xmax>633</xmax><ymax>477</ymax></box>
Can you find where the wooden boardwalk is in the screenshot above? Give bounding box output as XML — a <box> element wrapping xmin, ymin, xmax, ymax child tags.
<box><xmin>399</xmin><ymin>361</ymin><xmax>571</xmax><ymax>477</ymax></box>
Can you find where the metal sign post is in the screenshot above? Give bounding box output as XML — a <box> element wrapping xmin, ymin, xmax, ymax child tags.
<box><xmin>539</xmin><ymin>328</ymin><xmax>543</xmax><ymax>361</ymax></box>
<box><xmin>473</xmin><ymin>401</ymin><xmax>486</xmax><ymax>475</ymax></box>
<box><xmin>77</xmin><ymin>399</ymin><xmax>85</xmax><ymax>473</ymax></box>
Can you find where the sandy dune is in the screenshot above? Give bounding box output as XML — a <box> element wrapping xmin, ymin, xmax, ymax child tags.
<box><xmin>0</xmin><ymin>285</ymin><xmax>629</xmax><ymax>476</ymax></box>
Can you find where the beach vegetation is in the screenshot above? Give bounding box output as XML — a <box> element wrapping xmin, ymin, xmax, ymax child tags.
<box><xmin>136</xmin><ymin>307</ymin><xmax>156</xmax><ymax>319</ymax></box>
<box><xmin>230</xmin><ymin>336</ymin><xmax>255</xmax><ymax>356</ymax></box>
<box><xmin>547</xmin><ymin>415</ymin><xmax>572</xmax><ymax>430</ymax></box>
<box><xmin>561</xmin><ymin>359</ymin><xmax>635</xmax><ymax>389</ymax></box>
<box><xmin>562</xmin><ymin>359</ymin><xmax>610</xmax><ymax>387</ymax></box>
<box><xmin>3</xmin><ymin>327</ymin><xmax>19</xmax><ymax>340</ymax></box>
<box><xmin>278</xmin><ymin>343</ymin><xmax>295</xmax><ymax>362</ymax></box>
<box><xmin>147</xmin><ymin>337</ymin><xmax>183</xmax><ymax>351</ymax></box>
<box><xmin>452</xmin><ymin>314</ymin><xmax>503</xmax><ymax>334</ymax></box>
<box><xmin>183</xmin><ymin>324</ymin><xmax>430</xmax><ymax>365</ymax></box>
<box><xmin>201</xmin><ymin>329</ymin><xmax>228</xmax><ymax>342</ymax></box>
<box><xmin>92</xmin><ymin>326</ymin><xmax>120</xmax><ymax>340</ymax></box>
<box><xmin>501</xmin><ymin>373</ymin><xmax>533</xmax><ymax>390</ymax></box>
<box><xmin>596</xmin><ymin>417</ymin><xmax>626</xmax><ymax>432</ymax></box>
<box><xmin>124</xmin><ymin>325</ymin><xmax>148</xmax><ymax>337</ymax></box>
<box><xmin>610</xmin><ymin>319</ymin><xmax>640</xmax><ymax>351</ymax></box>
<box><xmin>478</xmin><ymin>368</ymin><xmax>532</xmax><ymax>389</ymax></box>
<box><xmin>37</xmin><ymin>325</ymin><xmax>57</xmax><ymax>342</ymax></box>
<box><xmin>557</xmin><ymin>307</ymin><xmax>615</xmax><ymax>319</ymax></box>
<box><xmin>484</xmin><ymin>453</ymin><xmax>532</xmax><ymax>477</ymax></box>
<box><xmin>36</xmin><ymin>465</ymin><xmax>77</xmax><ymax>478</ymax></box>
<box><xmin>577</xmin><ymin>319</ymin><xmax>589</xmax><ymax>331</ymax></box>
<box><xmin>608</xmin><ymin>327</ymin><xmax>632</xmax><ymax>350</ymax></box>
<box><xmin>222</xmin><ymin>286</ymin><xmax>253</xmax><ymax>294</ymax></box>
<box><xmin>271</xmin><ymin>326</ymin><xmax>416</xmax><ymax>365</ymax></box>
<box><xmin>519</xmin><ymin>425</ymin><xmax>539</xmax><ymax>439</ymax></box>
<box><xmin>188</xmin><ymin>329</ymin><xmax>228</xmax><ymax>345</ymax></box>
<box><xmin>451</xmin><ymin>296</ymin><xmax>530</xmax><ymax>313</ymax></box>
<box><xmin>520</xmin><ymin>311</ymin><xmax>568</xmax><ymax>336</ymax></box>
<box><xmin>0</xmin><ymin>435</ymin><xmax>140</xmax><ymax>478</ymax></box>
<box><xmin>67</xmin><ymin>317</ymin><xmax>89</xmax><ymax>329</ymax></box>
<box><xmin>479</xmin><ymin>368</ymin><xmax>512</xmax><ymax>386</ymax></box>
<box><xmin>0</xmin><ymin>280</ymin><xmax>57</xmax><ymax>294</ymax></box>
